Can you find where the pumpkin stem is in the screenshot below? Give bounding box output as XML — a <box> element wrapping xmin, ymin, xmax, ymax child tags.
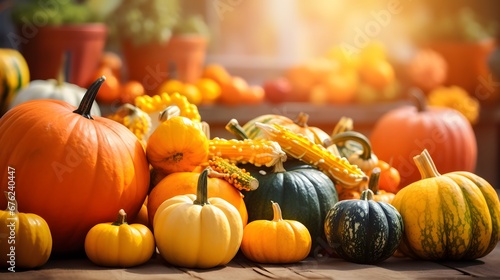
<box><xmin>413</xmin><ymin>149</ymin><xmax>441</xmax><ymax>179</ymax></box>
<box><xmin>112</xmin><ymin>209</ymin><xmax>128</xmax><ymax>226</ymax></box>
<box><xmin>73</xmin><ymin>76</ymin><xmax>106</xmax><ymax>120</ymax></box>
<box><xmin>294</xmin><ymin>112</ymin><xmax>310</xmax><ymax>127</ymax></box>
<box><xmin>158</xmin><ymin>105</ymin><xmax>181</xmax><ymax>122</ymax></box>
<box><xmin>225</xmin><ymin>118</ymin><xmax>249</xmax><ymax>140</ymax></box>
<box><xmin>3</xmin><ymin>191</ymin><xmax>19</xmax><ymax>214</ymax></box>
<box><xmin>194</xmin><ymin>168</ymin><xmax>211</xmax><ymax>206</ymax></box>
<box><xmin>330</xmin><ymin>131</ymin><xmax>374</xmax><ymax>160</ymax></box>
<box><xmin>271</xmin><ymin>156</ymin><xmax>287</xmax><ymax>173</ymax></box>
<box><xmin>368</xmin><ymin>167</ymin><xmax>381</xmax><ymax>194</ymax></box>
<box><xmin>409</xmin><ymin>87</ymin><xmax>427</xmax><ymax>112</ymax></box>
<box><xmin>271</xmin><ymin>201</ymin><xmax>284</xmax><ymax>222</ymax></box>
<box><xmin>360</xmin><ymin>189</ymin><xmax>374</xmax><ymax>201</ymax></box>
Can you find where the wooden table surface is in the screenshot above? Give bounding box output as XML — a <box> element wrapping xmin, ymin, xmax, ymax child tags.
<box><xmin>1</xmin><ymin>242</ymin><xmax>499</xmax><ymax>280</ymax></box>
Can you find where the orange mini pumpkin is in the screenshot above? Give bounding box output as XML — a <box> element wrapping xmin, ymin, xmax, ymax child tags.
<box><xmin>146</xmin><ymin>116</ymin><xmax>209</xmax><ymax>175</ymax></box>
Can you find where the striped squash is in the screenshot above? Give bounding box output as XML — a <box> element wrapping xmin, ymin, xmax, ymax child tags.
<box><xmin>391</xmin><ymin>149</ymin><xmax>500</xmax><ymax>260</ymax></box>
<box><xmin>324</xmin><ymin>189</ymin><xmax>404</xmax><ymax>264</ymax></box>
<box><xmin>0</xmin><ymin>49</ymin><xmax>30</xmax><ymax>114</ymax></box>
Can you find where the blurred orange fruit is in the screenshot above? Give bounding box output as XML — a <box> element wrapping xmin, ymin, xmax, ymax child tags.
<box><xmin>93</xmin><ymin>66</ymin><xmax>121</xmax><ymax>104</ymax></box>
<box><xmin>180</xmin><ymin>83</ymin><xmax>202</xmax><ymax>105</ymax></box>
<box><xmin>241</xmin><ymin>85</ymin><xmax>265</xmax><ymax>105</ymax></box>
<box><xmin>202</xmin><ymin>64</ymin><xmax>232</xmax><ymax>87</ymax></box>
<box><xmin>196</xmin><ymin>78</ymin><xmax>221</xmax><ymax>105</ymax></box>
<box><xmin>358</xmin><ymin>59</ymin><xmax>395</xmax><ymax>90</ymax></box>
<box><xmin>219</xmin><ymin>76</ymin><xmax>249</xmax><ymax>106</ymax></box>
<box><xmin>157</xmin><ymin>79</ymin><xmax>184</xmax><ymax>95</ymax></box>
<box><xmin>99</xmin><ymin>51</ymin><xmax>123</xmax><ymax>81</ymax></box>
<box><xmin>120</xmin><ymin>80</ymin><xmax>145</xmax><ymax>104</ymax></box>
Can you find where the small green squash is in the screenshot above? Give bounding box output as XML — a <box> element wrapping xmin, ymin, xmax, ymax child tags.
<box><xmin>241</xmin><ymin>158</ymin><xmax>338</xmax><ymax>253</ymax></box>
<box><xmin>324</xmin><ymin>189</ymin><xmax>404</xmax><ymax>264</ymax></box>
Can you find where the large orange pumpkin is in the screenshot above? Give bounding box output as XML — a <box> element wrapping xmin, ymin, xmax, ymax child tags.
<box><xmin>148</xmin><ymin>171</ymin><xmax>248</xmax><ymax>227</ymax></box>
<box><xmin>0</xmin><ymin>77</ymin><xmax>150</xmax><ymax>255</ymax></box>
<box><xmin>369</xmin><ymin>90</ymin><xmax>477</xmax><ymax>188</ymax></box>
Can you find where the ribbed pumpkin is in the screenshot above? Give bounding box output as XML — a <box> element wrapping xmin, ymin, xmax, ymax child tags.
<box><xmin>0</xmin><ymin>192</ymin><xmax>52</xmax><ymax>270</ymax></box>
<box><xmin>241</xmin><ymin>158</ymin><xmax>338</xmax><ymax>253</ymax></box>
<box><xmin>146</xmin><ymin>116</ymin><xmax>209</xmax><ymax>175</ymax></box>
<box><xmin>369</xmin><ymin>89</ymin><xmax>477</xmax><ymax>188</ymax></box>
<box><xmin>153</xmin><ymin>168</ymin><xmax>243</xmax><ymax>269</ymax></box>
<box><xmin>324</xmin><ymin>189</ymin><xmax>404</xmax><ymax>264</ymax></box>
<box><xmin>242</xmin><ymin>112</ymin><xmax>330</xmax><ymax>146</ymax></box>
<box><xmin>148</xmin><ymin>170</ymin><xmax>248</xmax><ymax>227</ymax></box>
<box><xmin>240</xmin><ymin>201</ymin><xmax>311</xmax><ymax>264</ymax></box>
<box><xmin>391</xmin><ymin>149</ymin><xmax>500</xmax><ymax>260</ymax></box>
<box><xmin>0</xmin><ymin>77</ymin><xmax>150</xmax><ymax>255</ymax></box>
<box><xmin>0</xmin><ymin>48</ymin><xmax>30</xmax><ymax>115</ymax></box>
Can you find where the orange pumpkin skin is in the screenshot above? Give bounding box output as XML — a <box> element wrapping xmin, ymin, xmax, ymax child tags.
<box><xmin>0</xmin><ymin>81</ymin><xmax>150</xmax><ymax>255</ymax></box>
<box><xmin>148</xmin><ymin>172</ymin><xmax>248</xmax><ymax>227</ymax></box>
<box><xmin>370</xmin><ymin>104</ymin><xmax>477</xmax><ymax>188</ymax></box>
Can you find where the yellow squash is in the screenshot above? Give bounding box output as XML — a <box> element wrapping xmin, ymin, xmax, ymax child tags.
<box><xmin>84</xmin><ymin>209</ymin><xmax>155</xmax><ymax>267</ymax></box>
<box><xmin>240</xmin><ymin>201</ymin><xmax>311</xmax><ymax>263</ymax></box>
<box><xmin>0</xmin><ymin>192</ymin><xmax>52</xmax><ymax>270</ymax></box>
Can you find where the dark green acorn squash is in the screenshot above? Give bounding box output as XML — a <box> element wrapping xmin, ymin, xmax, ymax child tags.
<box><xmin>241</xmin><ymin>158</ymin><xmax>338</xmax><ymax>254</ymax></box>
<box><xmin>324</xmin><ymin>189</ymin><xmax>404</xmax><ymax>264</ymax></box>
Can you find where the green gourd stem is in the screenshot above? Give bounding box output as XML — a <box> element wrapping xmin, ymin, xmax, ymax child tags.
<box><xmin>194</xmin><ymin>168</ymin><xmax>210</xmax><ymax>206</ymax></box>
<box><xmin>271</xmin><ymin>201</ymin><xmax>283</xmax><ymax>222</ymax></box>
<box><xmin>409</xmin><ymin>87</ymin><xmax>427</xmax><ymax>112</ymax></box>
<box><xmin>294</xmin><ymin>112</ymin><xmax>310</xmax><ymax>128</ymax></box>
<box><xmin>73</xmin><ymin>76</ymin><xmax>105</xmax><ymax>120</ymax></box>
<box><xmin>112</xmin><ymin>209</ymin><xmax>128</xmax><ymax>226</ymax></box>
<box><xmin>4</xmin><ymin>192</ymin><xmax>18</xmax><ymax>214</ymax></box>
<box><xmin>413</xmin><ymin>149</ymin><xmax>441</xmax><ymax>179</ymax></box>
<box><xmin>330</xmin><ymin>131</ymin><xmax>373</xmax><ymax>160</ymax></box>
<box><xmin>368</xmin><ymin>167</ymin><xmax>382</xmax><ymax>194</ymax></box>
<box><xmin>360</xmin><ymin>189</ymin><xmax>374</xmax><ymax>201</ymax></box>
<box><xmin>225</xmin><ymin>118</ymin><xmax>249</xmax><ymax>140</ymax></box>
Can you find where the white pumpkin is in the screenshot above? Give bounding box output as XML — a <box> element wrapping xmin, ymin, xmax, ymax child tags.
<box><xmin>8</xmin><ymin>79</ymin><xmax>101</xmax><ymax>116</ymax></box>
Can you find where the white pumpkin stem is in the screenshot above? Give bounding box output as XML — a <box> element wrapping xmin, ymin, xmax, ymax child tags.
<box><xmin>271</xmin><ymin>201</ymin><xmax>283</xmax><ymax>222</ymax></box>
<box><xmin>413</xmin><ymin>149</ymin><xmax>442</xmax><ymax>179</ymax></box>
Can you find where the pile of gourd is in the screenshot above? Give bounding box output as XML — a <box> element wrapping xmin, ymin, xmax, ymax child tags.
<box><xmin>1</xmin><ymin>72</ymin><xmax>499</xmax><ymax>270</ymax></box>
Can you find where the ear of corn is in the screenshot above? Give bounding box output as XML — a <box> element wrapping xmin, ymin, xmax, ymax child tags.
<box><xmin>134</xmin><ymin>92</ymin><xmax>201</xmax><ymax>122</ymax></box>
<box><xmin>107</xmin><ymin>103</ymin><xmax>152</xmax><ymax>143</ymax></box>
<box><xmin>208</xmin><ymin>156</ymin><xmax>259</xmax><ymax>191</ymax></box>
<box><xmin>208</xmin><ymin>137</ymin><xmax>286</xmax><ymax>167</ymax></box>
<box><xmin>255</xmin><ymin>122</ymin><xmax>367</xmax><ymax>187</ymax></box>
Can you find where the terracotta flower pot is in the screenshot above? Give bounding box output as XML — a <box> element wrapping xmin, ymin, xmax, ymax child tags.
<box><xmin>426</xmin><ymin>39</ymin><xmax>499</xmax><ymax>102</ymax></box>
<box><xmin>121</xmin><ymin>35</ymin><xmax>207</xmax><ymax>95</ymax></box>
<box><xmin>16</xmin><ymin>23</ymin><xmax>107</xmax><ymax>88</ymax></box>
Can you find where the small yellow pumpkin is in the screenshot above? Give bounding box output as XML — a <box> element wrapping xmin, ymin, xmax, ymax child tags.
<box><xmin>153</xmin><ymin>168</ymin><xmax>243</xmax><ymax>269</ymax></box>
<box><xmin>84</xmin><ymin>209</ymin><xmax>155</xmax><ymax>268</ymax></box>
<box><xmin>240</xmin><ymin>201</ymin><xmax>311</xmax><ymax>263</ymax></box>
<box><xmin>0</xmin><ymin>191</ymin><xmax>52</xmax><ymax>270</ymax></box>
